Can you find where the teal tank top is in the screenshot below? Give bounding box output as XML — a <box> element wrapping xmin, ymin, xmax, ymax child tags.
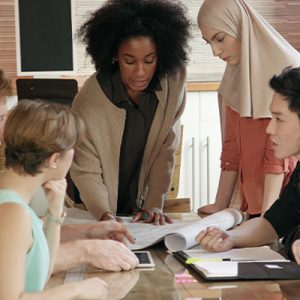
<box><xmin>0</xmin><ymin>190</ymin><xmax>50</xmax><ymax>292</ymax></box>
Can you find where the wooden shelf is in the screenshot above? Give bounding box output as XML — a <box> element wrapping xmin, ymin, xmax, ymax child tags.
<box><xmin>187</xmin><ymin>82</ymin><xmax>219</xmax><ymax>92</ymax></box>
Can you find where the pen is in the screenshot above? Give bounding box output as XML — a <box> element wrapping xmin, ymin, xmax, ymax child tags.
<box><xmin>186</xmin><ymin>257</ymin><xmax>233</xmax><ymax>264</ymax></box>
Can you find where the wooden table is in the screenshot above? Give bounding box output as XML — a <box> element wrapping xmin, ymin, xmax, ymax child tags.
<box><xmin>47</xmin><ymin>241</ymin><xmax>300</xmax><ymax>299</ymax></box>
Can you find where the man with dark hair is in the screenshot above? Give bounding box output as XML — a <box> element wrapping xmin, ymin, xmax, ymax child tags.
<box><xmin>196</xmin><ymin>67</ymin><xmax>300</xmax><ymax>264</ymax></box>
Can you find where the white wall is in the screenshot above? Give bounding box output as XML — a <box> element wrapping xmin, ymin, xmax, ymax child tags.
<box><xmin>178</xmin><ymin>91</ymin><xmax>221</xmax><ymax>211</ymax></box>
<box><xmin>73</xmin><ymin>0</ymin><xmax>226</xmax><ymax>81</ymax></box>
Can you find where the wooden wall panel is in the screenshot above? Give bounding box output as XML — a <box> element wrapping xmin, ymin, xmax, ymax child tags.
<box><xmin>0</xmin><ymin>0</ymin><xmax>16</xmax><ymax>78</ymax></box>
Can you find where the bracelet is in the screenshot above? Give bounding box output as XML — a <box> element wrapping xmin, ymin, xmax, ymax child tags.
<box><xmin>45</xmin><ymin>210</ymin><xmax>66</xmax><ymax>225</ymax></box>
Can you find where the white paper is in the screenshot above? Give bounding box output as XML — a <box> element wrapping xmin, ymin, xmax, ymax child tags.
<box><xmin>164</xmin><ymin>208</ymin><xmax>243</xmax><ymax>251</ymax></box>
<box><xmin>183</xmin><ymin>246</ymin><xmax>286</xmax><ymax>261</ymax></box>
<box><xmin>63</xmin><ymin>207</ymin><xmax>244</xmax><ymax>251</ymax></box>
<box><xmin>125</xmin><ymin>208</ymin><xmax>243</xmax><ymax>251</ymax></box>
<box><xmin>124</xmin><ymin>219</ymin><xmax>193</xmax><ymax>250</ymax></box>
<box><xmin>194</xmin><ymin>261</ymin><xmax>238</xmax><ymax>277</ymax></box>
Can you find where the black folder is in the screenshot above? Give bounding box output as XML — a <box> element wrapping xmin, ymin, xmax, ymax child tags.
<box><xmin>173</xmin><ymin>250</ymin><xmax>300</xmax><ymax>281</ymax></box>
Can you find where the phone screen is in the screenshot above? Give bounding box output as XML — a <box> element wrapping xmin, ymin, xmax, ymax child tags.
<box><xmin>134</xmin><ymin>251</ymin><xmax>155</xmax><ymax>268</ymax></box>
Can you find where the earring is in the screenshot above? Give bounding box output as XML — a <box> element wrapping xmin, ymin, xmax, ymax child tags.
<box><xmin>112</xmin><ymin>57</ymin><xmax>117</xmax><ymax>64</ymax></box>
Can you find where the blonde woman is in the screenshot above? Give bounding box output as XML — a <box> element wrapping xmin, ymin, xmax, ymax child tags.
<box><xmin>0</xmin><ymin>70</ymin><xmax>139</xmax><ymax>276</ymax></box>
<box><xmin>0</xmin><ymin>100</ymin><xmax>108</xmax><ymax>299</ymax></box>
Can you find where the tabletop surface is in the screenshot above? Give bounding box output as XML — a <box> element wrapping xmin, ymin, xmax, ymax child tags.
<box><xmin>47</xmin><ymin>212</ymin><xmax>300</xmax><ymax>299</ymax></box>
<box><xmin>47</xmin><ymin>244</ymin><xmax>300</xmax><ymax>300</ymax></box>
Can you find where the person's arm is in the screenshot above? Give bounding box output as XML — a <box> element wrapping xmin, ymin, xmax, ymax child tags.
<box><xmin>42</xmin><ymin>179</ymin><xmax>66</xmax><ymax>278</ymax></box>
<box><xmin>132</xmin><ymin>114</ymin><xmax>182</xmax><ymax>224</ymax></box>
<box><xmin>197</xmin><ymin>163</ymin><xmax>300</xmax><ymax>253</ymax></box>
<box><xmin>60</xmin><ymin>220</ymin><xmax>135</xmax><ymax>244</ymax></box>
<box><xmin>70</xmin><ymin>133</ymin><xmax>111</xmax><ymax>221</ymax></box>
<box><xmin>198</xmin><ymin>170</ymin><xmax>237</xmax><ymax>214</ymax></box>
<box><xmin>134</xmin><ymin>71</ymin><xmax>186</xmax><ymax>225</ymax></box>
<box><xmin>0</xmin><ymin>203</ymin><xmax>32</xmax><ymax>300</ymax></box>
<box><xmin>195</xmin><ymin>217</ymin><xmax>278</xmax><ymax>252</ymax></box>
<box><xmin>70</xmin><ymin>84</ymin><xmax>114</xmax><ymax>220</ymax></box>
<box><xmin>218</xmin><ymin>93</ymin><xmax>226</xmax><ymax>142</ymax></box>
<box><xmin>228</xmin><ymin>217</ymin><xmax>278</xmax><ymax>247</ymax></box>
<box><xmin>54</xmin><ymin>239</ymin><xmax>138</xmax><ymax>273</ymax></box>
<box><xmin>0</xmin><ymin>203</ymin><xmax>108</xmax><ymax>300</ymax></box>
<box><xmin>261</xmin><ymin>173</ymin><xmax>284</xmax><ymax>214</ymax></box>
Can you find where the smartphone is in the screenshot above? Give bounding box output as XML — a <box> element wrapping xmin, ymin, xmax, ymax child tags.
<box><xmin>133</xmin><ymin>251</ymin><xmax>155</xmax><ymax>268</ymax></box>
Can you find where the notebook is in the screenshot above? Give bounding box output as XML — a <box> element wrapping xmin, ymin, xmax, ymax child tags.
<box><xmin>173</xmin><ymin>246</ymin><xmax>300</xmax><ymax>281</ymax></box>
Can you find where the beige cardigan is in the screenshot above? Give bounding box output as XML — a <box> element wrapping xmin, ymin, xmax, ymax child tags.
<box><xmin>70</xmin><ymin>68</ymin><xmax>186</xmax><ymax>219</ymax></box>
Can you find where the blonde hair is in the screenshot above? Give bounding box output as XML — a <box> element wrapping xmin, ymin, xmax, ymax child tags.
<box><xmin>0</xmin><ymin>69</ymin><xmax>13</xmax><ymax>97</ymax></box>
<box><xmin>4</xmin><ymin>100</ymin><xmax>84</xmax><ymax>175</ymax></box>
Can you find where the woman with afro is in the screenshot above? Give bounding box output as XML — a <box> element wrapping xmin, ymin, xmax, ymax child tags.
<box><xmin>70</xmin><ymin>0</ymin><xmax>191</xmax><ymax>224</ymax></box>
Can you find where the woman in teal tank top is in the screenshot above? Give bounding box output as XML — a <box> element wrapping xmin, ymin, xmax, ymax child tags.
<box><xmin>0</xmin><ymin>100</ymin><xmax>108</xmax><ymax>299</ymax></box>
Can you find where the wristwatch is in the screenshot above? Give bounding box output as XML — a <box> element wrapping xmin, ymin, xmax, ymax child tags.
<box><xmin>45</xmin><ymin>210</ymin><xmax>67</xmax><ymax>225</ymax></box>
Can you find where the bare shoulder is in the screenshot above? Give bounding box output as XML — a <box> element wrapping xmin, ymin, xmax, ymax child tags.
<box><xmin>0</xmin><ymin>203</ymin><xmax>32</xmax><ymax>240</ymax></box>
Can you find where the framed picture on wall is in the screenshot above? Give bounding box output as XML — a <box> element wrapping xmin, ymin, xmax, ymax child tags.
<box><xmin>15</xmin><ymin>0</ymin><xmax>76</xmax><ymax>76</ymax></box>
